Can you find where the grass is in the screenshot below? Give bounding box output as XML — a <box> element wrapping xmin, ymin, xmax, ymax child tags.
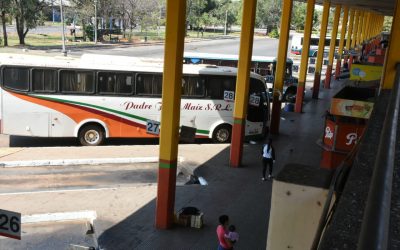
<box><xmin>0</xmin><ymin>28</ymin><xmax>240</xmax><ymax>48</ymax></box>
<box><xmin>186</xmin><ymin>30</ymin><xmax>239</xmax><ymax>38</ymax></box>
<box><xmin>3</xmin><ymin>33</ymin><xmax>95</xmax><ymax>47</ymax></box>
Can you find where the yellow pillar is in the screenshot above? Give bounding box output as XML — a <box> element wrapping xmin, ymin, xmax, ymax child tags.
<box><xmin>270</xmin><ymin>0</ymin><xmax>293</xmax><ymax>134</ymax></box>
<box><xmin>371</xmin><ymin>14</ymin><xmax>376</xmax><ymax>36</ymax></box>
<box><xmin>312</xmin><ymin>0</ymin><xmax>330</xmax><ymax>99</ymax></box>
<box><xmin>352</xmin><ymin>10</ymin><xmax>360</xmax><ymax>48</ymax></box>
<box><xmin>365</xmin><ymin>12</ymin><xmax>371</xmax><ymax>40</ymax></box>
<box><xmin>335</xmin><ymin>6</ymin><xmax>349</xmax><ymax>79</ymax></box>
<box><xmin>294</xmin><ymin>0</ymin><xmax>315</xmax><ymax>113</ymax></box>
<box><xmin>380</xmin><ymin>16</ymin><xmax>385</xmax><ymax>33</ymax></box>
<box><xmin>376</xmin><ymin>15</ymin><xmax>381</xmax><ymax>35</ymax></box>
<box><xmin>381</xmin><ymin>0</ymin><xmax>400</xmax><ymax>89</ymax></box>
<box><xmin>360</xmin><ymin>12</ymin><xmax>368</xmax><ymax>43</ymax></box>
<box><xmin>376</xmin><ymin>15</ymin><xmax>380</xmax><ymax>35</ymax></box>
<box><xmin>346</xmin><ymin>9</ymin><xmax>355</xmax><ymax>51</ymax></box>
<box><xmin>373</xmin><ymin>14</ymin><xmax>378</xmax><ymax>36</ymax></box>
<box><xmin>230</xmin><ymin>0</ymin><xmax>257</xmax><ymax>167</ymax></box>
<box><xmin>324</xmin><ymin>4</ymin><xmax>341</xmax><ymax>88</ymax></box>
<box><xmin>370</xmin><ymin>14</ymin><xmax>376</xmax><ymax>37</ymax></box>
<box><xmin>356</xmin><ymin>11</ymin><xmax>364</xmax><ymax>46</ymax></box>
<box><xmin>156</xmin><ymin>0</ymin><xmax>186</xmax><ymax>229</ymax></box>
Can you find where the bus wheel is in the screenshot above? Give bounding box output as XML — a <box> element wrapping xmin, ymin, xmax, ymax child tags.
<box><xmin>79</xmin><ymin>125</ymin><xmax>105</xmax><ymax>146</ymax></box>
<box><xmin>212</xmin><ymin>125</ymin><xmax>232</xmax><ymax>143</ymax></box>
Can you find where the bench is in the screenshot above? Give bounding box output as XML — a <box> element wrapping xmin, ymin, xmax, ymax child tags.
<box><xmin>110</xmin><ymin>37</ymin><xmax>119</xmax><ymax>43</ymax></box>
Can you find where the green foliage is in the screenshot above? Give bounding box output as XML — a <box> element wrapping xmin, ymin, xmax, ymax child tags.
<box><xmin>291</xmin><ymin>1</ymin><xmax>319</xmax><ymax>32</ymax></box>
<box><xmin>12</xmin><ymin>0</ymin><xmax>46</xmax><ymax>44</ymax></box>
<box><xmin>186</xmin><ymin>0</ymin><xmax>240</xmax><ymax>35</ymax></box>
<box><xmin>269</xmin><ymin>28</ymin><xmax>279</xmax><ymax>38</ymax></box>
<box><xmin>84</xmin><ymin>24</ymin><xmax>94</xmax><ymax>41</ymax></box>
<box><xmin>255</xmin><ymin>0</ymin><xmax>281</xmax><ymax>33</ymax></box>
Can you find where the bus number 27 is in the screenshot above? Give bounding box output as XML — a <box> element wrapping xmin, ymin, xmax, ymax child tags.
<box><xmin>146</xmin><ymin>120</ymin><xmax>160</xmax><ymax>135</ymax></box>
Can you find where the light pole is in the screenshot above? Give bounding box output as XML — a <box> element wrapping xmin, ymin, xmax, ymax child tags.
<box><xmin>94</xmin><ymin>0</ymin><xmax>98</xmax><ymax>44</ymax></box>
<box><xmin>224</xmin><ymin>9</ymin><xmax>228</xmax><ymax>35</ymax></box>
<box><xmin>60</xmin><ymin>0</ymin><xmax>67</xmax><ymax>56</ymax></box>
<box><xmin>52</xmin><ymin>0</ymin><xmax>55</xmax><ymax>23</ymax></box>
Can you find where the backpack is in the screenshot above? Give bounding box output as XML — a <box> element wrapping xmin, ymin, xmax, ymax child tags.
<box><xmin>180</xmin><ymin>207</ymin><xmax>200</xmax><ymax>215</ymax></box>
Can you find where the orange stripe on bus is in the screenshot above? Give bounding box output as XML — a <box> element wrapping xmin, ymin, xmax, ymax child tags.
<box><xmin>9</xmin><ymin>92</ymin><xmax>156</xmax><ymax>138</ymax></box>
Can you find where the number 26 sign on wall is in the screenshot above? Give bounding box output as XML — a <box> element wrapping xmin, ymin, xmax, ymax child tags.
<box><xmin>0</xmin><ymin>209</ymin><xmax>21</xmax><ymax>240</ymax></box>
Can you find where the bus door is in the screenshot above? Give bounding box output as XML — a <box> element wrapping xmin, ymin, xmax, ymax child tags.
<box><xmin>2</xmin><ymin>67</ymin><xmax>50</xmax><ymax>137</ymax></box>
<box><xmin>245</xmin><ymin>78</ymin><xmax>268</xmax><ymax>136</ymax></box>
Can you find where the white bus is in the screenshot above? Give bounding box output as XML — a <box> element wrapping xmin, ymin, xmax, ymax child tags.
<box><xmin>183</xmin><ymin>52</ymin><xmax>298</xmax><ymax>102</ymax></box>
<box><xmin>0</xmin><ymin>53</ymin><xmax>270</xmax><ymax>145</ymax></box>
<box><xmin>290</xmin><ymin>34</ymin><xmax>343</xmax><ymax>56</ymax></box>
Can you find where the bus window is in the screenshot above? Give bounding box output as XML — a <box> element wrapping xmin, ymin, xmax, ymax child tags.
<box><xmin>205</xmin><ymin>76</ymin><xmax>236</xmax><ymax>99</ymax></box>
<box><xmin>136</xmin><ymin>74</ymin><xmax>162</xmax><ymax>96</ymax></box>
<box><xmin>60</xmin><ymin>70</ymin><xmax>94</xmax><ymax>93</ymax></box>
<box><xmin>249</xmin><ymin>78</ymin><xmax>266</xmax><ymax>94</ymax></box>
<box><xmin>32</xmin><ymin>69</ymin><xmax>57</xmax><ymax>92</ymax></box>
<box><xmin>98</xmin><ymin>72</ymin><xmax>134</xmax><ymax>95</ymax></box>
<box><xmin>257</xmin><ymin>62</ymin><xmax>273</xmax><ymax>76</ymax></box>
<box><xmin>3</xmin><ymin>67</ymin><xmax>29</xmax><ymax>91</ymax></box>
<box><xmin>182</xmin><ymin>76</ymin><xmax>205</xmax><ymax>97</ymax></box>
<box><xmin>219</xmin><ymin>60</ymin><xmax>237</xmax><ymax>67</ymax></box>
<box><xmin>203</xmin><ymin>59</ymin><xmax>219</xmax><ymax>65</ymax></box>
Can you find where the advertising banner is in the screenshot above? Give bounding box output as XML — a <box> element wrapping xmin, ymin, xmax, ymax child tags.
<box><xmin>330</xmin><ymin>99</ymin><xmax>374</xmax><ymax>119</ymax></box>
<box><xmin>349</xmin><ymin>64</ymin><xmax>383</xmax><ymax>81</ymax></box>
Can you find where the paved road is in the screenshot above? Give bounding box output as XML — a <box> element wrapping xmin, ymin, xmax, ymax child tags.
<box><xmin>63</xmin><ymin>36</ymin><xmax>281</xmax><ymax>58</ymax></box>
<box><xmin>0</xmin><ymin>163</ymin><xmax>161</xmax><ymax>193</ymax></box>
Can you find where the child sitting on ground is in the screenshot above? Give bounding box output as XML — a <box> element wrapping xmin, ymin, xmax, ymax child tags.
<box><xmin>225</xmin><ymin>225</ymin><xmax>239</xmax><ymax>244</ymax></box>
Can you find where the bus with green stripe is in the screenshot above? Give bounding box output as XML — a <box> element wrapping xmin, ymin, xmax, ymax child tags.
<box><xmin>0</xmin><ymin>53</ymin><xmax>270</xmax><ymax>145</ymax></box>
<box><xmin>183</xmin><ymin>52</ymin><xmax>298</xmax><ymax>102</ymax></box>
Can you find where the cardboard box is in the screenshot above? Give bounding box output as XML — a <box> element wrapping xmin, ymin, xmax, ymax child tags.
<box><xmin>190</xmin><ymin>213</ymin><xmax>204</xmax><ymax>229</ymax></box>
<box><xmin>176</xmin><ymin>213</ymin><xmax>191</xmax><ymax>227</ymax></box>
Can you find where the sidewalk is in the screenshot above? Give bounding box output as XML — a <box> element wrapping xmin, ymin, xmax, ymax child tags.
<box><xmin>0</xmin><ymin>78</ymin><xmax>341</xmax><ymax>249</ymax></box>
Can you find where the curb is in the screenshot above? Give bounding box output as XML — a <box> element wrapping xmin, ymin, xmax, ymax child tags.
<box><xmin>22</xmin><ymin>210</ymin><xmax>97</xmax><ymax>224</ymax></box>
<box><xmin>0</xmin><ymin>156</ymin><xmax>185</xmax><ymax>168</ymax></box>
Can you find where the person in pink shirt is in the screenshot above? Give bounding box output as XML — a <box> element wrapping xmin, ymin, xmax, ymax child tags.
<box><xmin>217</xmin><ymin>215</ymin><xmax>233</xmax><ymax>250</ymax></box>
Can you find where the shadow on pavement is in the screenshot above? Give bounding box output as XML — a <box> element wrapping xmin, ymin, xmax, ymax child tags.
<box><xmin>97</xmin><ymin>145</ymin><xmax>272</xmax><ymax>250</ymax></box>
<box><xmin>8</xmin><ymin>136</ymin><xmax>213</xmax><ymax>147</ymax></box>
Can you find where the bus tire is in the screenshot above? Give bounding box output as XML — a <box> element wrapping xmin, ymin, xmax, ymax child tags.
<box><xmin>212</xmin><ymin>124</ymin><xmax>232</xmax><ymax>143</ymax></box>
<box><xmin>78</xmin><ymin>124</ymin><xmax>105</xmax><ymax>146</ymax></box>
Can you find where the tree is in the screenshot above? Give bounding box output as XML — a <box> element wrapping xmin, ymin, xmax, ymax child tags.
<box><xmin>291</xmin><ymin>1</ymin><xmax>318</xmax><ymax>32</ymax></box>
<box><xmin>12</xmin><ymin>0</ymin><xmax>45</xmax><ymax>45</ymax></box>
<box><xmin>187</xmin><ymin>0</ymin><xmax>207</xmax><ymax>37</ymax></box>
<box><xmin>212</xmin><ymin>0</ymin><xmax>240</xmax><ymax>34</ymax></box>
<box><xmin>70</xmin><ymin>0</ymin><xmax>97</xmax><ymax>40</ymax></box>
<box><xmin>122</xmin><ymin>0</ymin><xmax>140</xmax><ymax>33</ymax></box>
<box><xmin>0</xmin><ymin>0</ymin><xmax>12</xmax><ymax>46</ymax></box>
<box><xmin>256</xmin><ymin>0</ymin><xmax>281</xmax><ymax>35</ymax></box>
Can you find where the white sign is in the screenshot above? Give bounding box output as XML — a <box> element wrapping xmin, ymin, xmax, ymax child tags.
<box><xmin>346</xmin><ymin>133</ymin><xmax>358</xmax><ymax>145</ymax></box>
<box><xmin>146</xmin><ymin>120</ymin><xmax>160</xmax><ymax>135</ymax></box>
<box><xmin>223</xmin><ymin>91</ymin><xmax>235</xmax><ymax>102</ymax></box>
<box><xmin>249</xmin><ymin>95</ymin><xmax>261</xmax><ymax>107</ymax></box>
<box><xmin>0</xmin><ymin>209</ymin><xmax>21</xmax><ymax>240</ymax></box>
<box><xmin>325</xmin><ymin>127</ymin><xmax>333</xmax><ymax>140</ymax></box>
